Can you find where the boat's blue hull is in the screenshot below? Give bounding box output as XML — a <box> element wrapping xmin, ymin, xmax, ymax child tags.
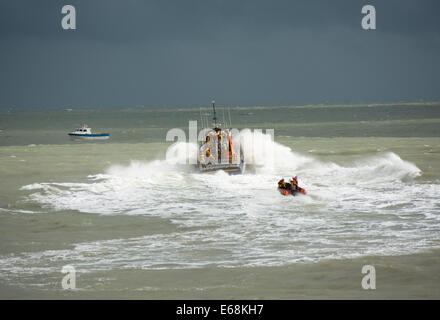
<box><xmin>68</xmin><ymin>133</ymin><xmax>110</xmax><ymax>140</ymax></box>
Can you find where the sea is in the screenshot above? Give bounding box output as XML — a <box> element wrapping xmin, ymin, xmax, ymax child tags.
<box><xmin>0</xmin><ymin>102</ymin><xmax>439</xmax><ymax>299</ymax></box>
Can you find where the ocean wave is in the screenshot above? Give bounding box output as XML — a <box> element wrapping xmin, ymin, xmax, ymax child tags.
<box><xmin>12</xmin><ymin>133</ymin><xmax>440</xmax><ymax>272</ymax></box>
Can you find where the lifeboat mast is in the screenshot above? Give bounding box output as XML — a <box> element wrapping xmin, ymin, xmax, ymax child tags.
<box><xmin>211</xmin><ymin>100</ymin><xmax>222</xmax><ymax>163</ymax></box>
<box><xmin>212</xmin><ymin>100</ymin><xmax>220</xmax><ymax>131</ymax></box>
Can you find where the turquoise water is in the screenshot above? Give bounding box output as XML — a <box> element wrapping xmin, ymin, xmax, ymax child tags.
<box><xmin>0</xmin><ymin>102</ymin><xmax>440</xmax><ymax>298</ymax></box>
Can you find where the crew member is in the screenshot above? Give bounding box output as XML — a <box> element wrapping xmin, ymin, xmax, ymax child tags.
<box><xmin>277</xmin><ymin>179</ymin><xmax>285</xmax><ymax>189</ymax></box>
<box><xmin>290</xmin><ymin>176</ymin><xmax>298</xmax><ymax>192</ymax></box>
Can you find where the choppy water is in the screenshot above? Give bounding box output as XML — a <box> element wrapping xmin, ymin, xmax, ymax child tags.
<box><xmin>1</xmin><ymin>103</ymin><xmax>440</xmax><ymax>298</ymax></box>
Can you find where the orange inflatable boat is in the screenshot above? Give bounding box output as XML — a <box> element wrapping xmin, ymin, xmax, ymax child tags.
<box><xmin>278</xmin><ymin>186</ymin><xmax>307</xmax><ymax>196</ymax></box>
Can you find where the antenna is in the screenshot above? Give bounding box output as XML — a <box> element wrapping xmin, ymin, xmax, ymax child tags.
<box><xmin>199</xmin><ymin>107</ymin><xmax>203</xmax><ymax>129</ymax></box>
<box><xmin>228</xmin><ymin>107</ymin><xmax>232</xmax><ymax>128</ymax></box>
<box><xmin>212</xmin><ymin>100</ymin><xmax>218</xmax><ymax>128</ymax></box>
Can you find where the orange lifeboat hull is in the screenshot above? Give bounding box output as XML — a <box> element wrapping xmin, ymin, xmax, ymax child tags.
<box><xmin>278</xmin><ymin>187</ymin><xmax>307</xmax><ymax>196</ymax></box>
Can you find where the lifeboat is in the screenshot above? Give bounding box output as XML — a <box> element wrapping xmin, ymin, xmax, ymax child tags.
<box><xmin>197</xmin><ymin>101</ymin><xmax>245</xmax><ymax>174</ymax></box>
<box><xmin>277</xmin><ymin>177</ymin><xmax>307</xmax><ymax>196</ymax></box>
<box><xmin>278</xmin><ymin>186</ymin><xmax>307</xmax><ymax>196</ymax></box>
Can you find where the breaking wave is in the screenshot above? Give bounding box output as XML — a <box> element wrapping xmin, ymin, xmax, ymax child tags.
<box><xmin>7</xmin><ymin>132</ymin><xmax>440</xmax><ymax>276</ymax></box>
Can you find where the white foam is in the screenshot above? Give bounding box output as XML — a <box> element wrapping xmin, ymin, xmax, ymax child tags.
<box><xmin>10</xmin><ymin>133</ymin><xmax>440</xmax><ymax>273</ymax></box>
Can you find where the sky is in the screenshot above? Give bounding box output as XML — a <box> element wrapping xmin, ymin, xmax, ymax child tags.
<box><xmin>0</xmin><ymin>0</ymin><xmax>440</xmax><ymax>109</ymax></box>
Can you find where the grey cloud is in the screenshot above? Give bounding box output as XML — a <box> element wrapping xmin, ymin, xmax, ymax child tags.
<box><xmin>1</xmin><ymin>0</ymin><xmax>440</xmax><ymax>108</ymax></box>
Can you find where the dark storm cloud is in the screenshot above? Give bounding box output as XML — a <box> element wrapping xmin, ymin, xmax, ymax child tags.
<box><xmin>3</xmin><ymin>0</ymin><xmax>440</xmax><ymax>41</ymax></box>
<box><xmin>1</xmin><ymin>0</ymin><xmax>440</xmax><ymax>108</ymax></box>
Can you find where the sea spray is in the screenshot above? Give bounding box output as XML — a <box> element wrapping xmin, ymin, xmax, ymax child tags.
<box><xmin>13</xmin><ymin>132</ymin><xmax>440</xmax><ymax>277</ymax></box>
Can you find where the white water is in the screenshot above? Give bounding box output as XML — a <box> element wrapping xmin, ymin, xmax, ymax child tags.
<box><xmin>3</xmin><ymin>133</ymin><xmax>440</xmax><ymax>277</ymax></box>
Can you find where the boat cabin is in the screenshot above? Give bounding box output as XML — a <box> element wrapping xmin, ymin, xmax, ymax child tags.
<box><xmin>73</xmin><ymin>125</ymin><xmax>92</xmax><ymax>134</ymax></box>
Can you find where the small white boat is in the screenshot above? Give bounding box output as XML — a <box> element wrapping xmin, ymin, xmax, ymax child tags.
<box><xmin>68</xmin><ymin>125</ymin><xmax>110</xmax><ymax>140</ymax></box>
